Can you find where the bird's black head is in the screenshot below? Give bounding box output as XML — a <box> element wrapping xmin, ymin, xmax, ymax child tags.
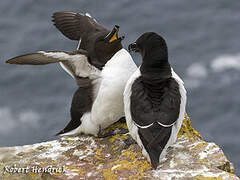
<box><xmin>87</xmin><ymin>25</ymin><xmax>124</xmax><ymax>70</ymax></box>
<box><xmin>129</xmin><ymin>32</ymin><xmax>170</xmax><ymax>78</ymax></box>
<box><xmin>128</xmin><ymin>32</ymin><xmax>168</xmax><ymax>60</ymax></box>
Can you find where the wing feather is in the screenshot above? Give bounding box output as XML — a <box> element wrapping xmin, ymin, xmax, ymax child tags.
<box><xmin>52</xmin><ymin>11</ymin><xmax>109</xmax><ymax>40</ymax></box>
<box><xmin>6</xmin><ymin>51</ymin><xmax>64</xmax><ymax>65</ymax></box>
<box><xmin>130</xmin><ymin>77</ymin><xmax>181</xmax><ymax>128</ymax></box>
<box><xmin>6</xmin><ymin>50</ymin><xmax>100</xmax><ymax>83</ymax></box>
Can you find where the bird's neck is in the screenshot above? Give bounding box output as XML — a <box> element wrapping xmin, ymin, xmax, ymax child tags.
<box><xmin>139</xmin><ymin>49</ymin><xmax>172</xmax><ymax>101</ymax></box>
<box><xmin>140</xmin><ymin>52</ymin><xmax>171</xmax><ymax>82</ymax></box>
<box><xmin>104</xmin><ymin>48</ymin><xmax>129</xmax><ymax>68</ymax></box>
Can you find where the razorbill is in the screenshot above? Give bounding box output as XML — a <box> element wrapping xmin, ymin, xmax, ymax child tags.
<box><xmin>52</xmin><ymin>11</ymin><xmax>125</xmax><ymax>70</ymax></box>
<box><xmin>6</xmin><ymin>11</ymin><xmax>137</xmax><ymax>137</ymax></box>
<box><xmin>124</xmin><ymin>32</ymin><xmax>186</xmax><ymax>169</ymax></box>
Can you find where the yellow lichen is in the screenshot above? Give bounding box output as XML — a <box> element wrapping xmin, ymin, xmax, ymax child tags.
<box><xmin>99</xmin><ymin>116</ymin><xmax>205</xmax><ymax>179</ymax></box>
<box><xmin>64</xmin><ymin>139</ymin><xmax>74</xmax><ymax>144</ymax></box>
<box><xmin>106</xmin><ymin>122</ymin><xmax>128</xmax><ymax>132</ymax></box>
<box><xmin>2</xmin><ymin>174</ymin><xmax>10</xmax><ymax>178</ymax></box>
<box><xmin>196</xmin><ymin>176</ymin><xmax>227</xmax><ymax>180</ymax></box>
<box><xmin>39</xmin><ymin>161</ymin><xmax>48</xmax><ymax>165</ymax></box>
<box><xmin>35</xmin><ymin>145</ymin><xmax>52</xmax><ymax>152</ymax></box>
<box><xmin>2</xmin><ymin>113</ymin><xmax>236</xmax><ymax>179</ymax></box>
<box><xmin>178</xmin><ymin>114</ymin><xmax>202</xmax><ymax>140</ymax></box>
<box><xmin>52</xmin><ymin>172</ymin><xmax>62</xmax><ymax>176</ymax></box>
<box><xmin>102</xmin><ymin>168</ymin><xmax>117</xmax><ymax>180</ymax></box>
<box><xmin>65</xmin><ymin>166</ymin><xmax>85</xmax><ymax>177</ymax></box>
<box><xmin>199</xmin><ymin>158</ymin><xmax>208</xmax><ymax>164</ymax></box>
<box><xmin>95</xmin><ymin>148</ymin><xmax>104</xmax><ymax>161</ymax></box>
<box><xmin>217</xmin><ymin>161</ymin><xmax>234</xmax><ymax>174</ymax></box>
<box><xmin>112</xmin><ymin>145</ymin><xmax>119</xmax><ymax>151</ymax></box>
<box><xmin>39</xmin><ymin>160</ymin><xmax>61</xmax><ymax>165</ymax></box>
<box><xmin>108</xmin><ymin>146</ymin><xmax>151</xmax><ymax>179</ymax></box>
<box><xmin>109</xmin><ymin>134</ymin><xmax>129</xmax><ymax>143</ymax></box>
<box><xmin>96</xmin><ymin>143</ymin><xmax>151</xmax><ymax>179</ymax></box>
<box><xmin>29</xmin><ymin>172</ymin><xmax>36</xmax><ymax>177</ymax></box>
<box><xmin>194</xmin><ymin>142</ymin><xmax>208</xmax><ymax>150</ymax></box>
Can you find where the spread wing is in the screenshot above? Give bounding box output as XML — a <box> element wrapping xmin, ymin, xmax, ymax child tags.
<box><xmin>6</xmin><ymin>50</ymin><xmax>101</xmax><ymax>85</ymax></box>
<box><xmin>5</xmin><ymin>51</ymin><xmax>67</xmax><ymax>65</ymax></box>
<box><xmin>130</xmin><ymin>77</ymin><xmax>181</xmax><ymax>128</ymax></box>
<box><xmin>52</xmin><ymin>11</ymin><xmax>109</xmax><ymax>40</ymax></box>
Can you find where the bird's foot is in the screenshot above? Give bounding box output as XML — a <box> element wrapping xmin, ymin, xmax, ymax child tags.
<box><xmin>97</xmin><ymin>125</ymin><xmax>129</xmax><ymax>138</ymax></box>
<box><xmin>97</xmin><ymin>130</ymin><xmax>114</xmax><ymax>138</ymax></box>
<box><xmin>97</xmin><ymin>125</ymin><xmax>113</xmax><ymax>138</ymax></box>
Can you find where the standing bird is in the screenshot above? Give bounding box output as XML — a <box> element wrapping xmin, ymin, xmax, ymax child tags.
<box><xmin>6</xmin><ymin>11</ymin><xmax>137</xmax><ymax>137</ymax></box>
<box><xmin>124</xmin><ymin>32</ymin><xmax>186</xmax><ymax>169</ymax></box>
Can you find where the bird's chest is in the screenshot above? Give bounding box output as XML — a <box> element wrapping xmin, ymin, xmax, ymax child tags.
<box><xmin>90</xmin><ymin>69</ymin><xmax>128</xmax><ymax>127</ymax></box>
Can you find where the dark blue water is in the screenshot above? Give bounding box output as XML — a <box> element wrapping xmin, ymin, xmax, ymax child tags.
<box><xmin>0</xmin><ymin>0</ymin><xmax>239</xmax><ymax>175</ymax></box>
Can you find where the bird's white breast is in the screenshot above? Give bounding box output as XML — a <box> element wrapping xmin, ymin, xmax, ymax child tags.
<box><xmin>91</xmin><ymin>48</ymin><xmax>137</xmax><ymax>130</ymax></box>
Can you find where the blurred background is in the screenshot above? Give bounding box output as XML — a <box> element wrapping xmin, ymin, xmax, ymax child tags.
<box><xmin>0</xmin><ymin>0</ymin><xmax>239</xmax><ymax>175</ymax></box>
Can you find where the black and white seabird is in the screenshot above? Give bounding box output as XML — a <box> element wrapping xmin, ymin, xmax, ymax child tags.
<box><xmin>6</xmin><ymin>11</ymin><xmax>137</xmax><ymax>137</ymax></box>
<box><xmin>124</xmin><ymin>32</ymin><xmax>186</xmax><ymax>169</ymax></box>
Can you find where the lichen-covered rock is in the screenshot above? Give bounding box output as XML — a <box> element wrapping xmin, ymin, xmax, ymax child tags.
<box><xmin>0</xmin><ymin>115</ymin><xmax>239</xmax><ymax>180</ymax></box>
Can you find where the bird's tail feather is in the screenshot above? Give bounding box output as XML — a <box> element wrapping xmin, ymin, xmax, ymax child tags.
<box><xmin>138</xmin><ymin>123</ymin><xmax>172</xmax><ymax>169</ymax></box>
<box><xmin>56</xmin><ymin>118</ymin><xmax>82</xmax><ymax>136</ymax></box>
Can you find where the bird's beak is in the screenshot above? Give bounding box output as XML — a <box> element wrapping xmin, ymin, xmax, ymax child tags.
<box><xmin>104</xmin><ymin>25</ymin><xmax>124</xmax><ymax>43</ymax></box>
<box><xmin>128</xmin><ymin>43</ymin><xmax>139</xmax><ymax>52</ymax></box>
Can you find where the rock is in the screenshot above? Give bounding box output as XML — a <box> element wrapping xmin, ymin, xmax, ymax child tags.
<box><xmin>0</xmin><ymin>115</ymin><xmax>239</xmax><ymax>179</ymax></box>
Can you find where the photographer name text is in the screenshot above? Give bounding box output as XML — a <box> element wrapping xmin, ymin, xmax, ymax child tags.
<box><xmin>3</xmin><ymin>164</ymin><xmax>66</xmax><ymax>175</ymax></box>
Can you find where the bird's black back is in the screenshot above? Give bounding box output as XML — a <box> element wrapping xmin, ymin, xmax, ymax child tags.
<box><xmin>130</xmin><ymin>76</ymin><xmax>181</xmax><ymax>127</ymax></box>
<box><xmin>129</xmin><ymin>32</ymin><xmax>182</xmax><ymax>168</ymax></box>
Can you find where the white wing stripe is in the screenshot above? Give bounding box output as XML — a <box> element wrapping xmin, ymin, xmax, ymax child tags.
<box><xmin>85</xmin><ymin>13</ymin><xmax>91</xmax><ymax>18</ymax></box>
<box><xmin>133</xmin><ymin>121</ymin><xmax>154</xmax><ymax>129</ymax></box>
<box><xmin>76</xmin><ymin>38</ymin><xmax>81</xmax><ymax>50</ymax></box>
<box><xmin>59</xmin><ymin>62</ymin><xmax>75</xmax><ymax>79</ymax></box>
<box><xmin>85</xmin><ymin>13</ymin><xmax>97</xmax><ymax>22</ymax></box>
<box><xmin>157</xmin><ymin>121</ymin><xmax>176</xmax><ymax>127</ymax></box>
<box><xmin>133</xmin><ymin>121</ymin><xmax>176</xmax><ymax>129</ymax></box>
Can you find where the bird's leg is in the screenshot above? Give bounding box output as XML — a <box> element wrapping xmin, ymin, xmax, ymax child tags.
<box><xmin>97</xmin><ymin>120</ymin><xmax>129</xmax><ymax>138</ymax></box>
<box><xmin>97</xmin><ymin>125</ymin><xmax>114</xmax><ymax>138</ymax></box>
<box><xmin>111</xmin><ymin>127</ymin><xmax>129</xmax><ymax>135</ymax></box>
<box><xmin>97</xmin><ymin>126</ymin><xmax>129</xmax><ymax>138</ymax></box>
<box><xmin>110</xmin><ymin>117</ymin><xmax>129</xmax><ymax>135</ymax></box>
<box><xmin>97</xmin><ymin>117</ymin><xmax>130</xmax><ymax>138</ymax></box>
